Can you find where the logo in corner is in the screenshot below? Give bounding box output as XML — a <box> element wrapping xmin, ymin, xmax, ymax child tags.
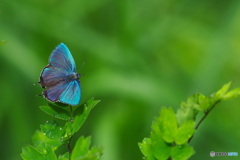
<box><xmin>210</xmin><ymin>151</ymin><xmax>215</xmax><ymax>157</ymax></box>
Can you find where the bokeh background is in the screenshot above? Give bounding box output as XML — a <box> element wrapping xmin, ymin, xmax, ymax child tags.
<box><xmin>1</xmin><ymin>0</ymin><xmax>240</xmax><ymax>160</ymax></box>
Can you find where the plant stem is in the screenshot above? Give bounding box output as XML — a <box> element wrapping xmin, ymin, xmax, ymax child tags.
<box><xmin>68</xmin><ymin>105</ymin><xmax>74</xmax><ymax>159</ymax></box>
<box><xmin>188</xmin><ymin>100</ymin><xmax>221</xmax><ymax>143</ymax></box>
<box><xmin>67</xmin><ymin>136</ymin><xmax>73</xmax><ymax>153</ymax></box>
<box><xmin>69</xmin><ymin>105</ymin><xmax>73</xmax><ymax>122</ymax></box>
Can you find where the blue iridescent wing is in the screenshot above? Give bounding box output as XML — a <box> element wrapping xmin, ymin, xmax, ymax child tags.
<box><xmin>39</xmin><ymin>66</ymin><xmax>68</xmax><ymax>87</ymax></box>
<box><xmin>43</xmin><ymin>79</ymin><xmax>81</xmax><ymax>105</ymax></box>
<box><xmin>40</xmin><ymin>43</ymin><xmax>81</xmax><ymax>105</ymax></box>
<box><xmin>43</xmin><ymin>82</ymin><xmax>69</xmax><ymax>102</ymax></box>
<box><xmin>59</xmin><ymin>80</ymin><xmax>81</xmax><ymax>105</ymax></box>
<box><xmin>49</xmin><ymin>43</ymin><xmax>76</xmax><ymax>72</ymax></box>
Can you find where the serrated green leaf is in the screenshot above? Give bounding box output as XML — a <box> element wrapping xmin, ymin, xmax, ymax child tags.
<box><xmin>150</xmin><ymin>121</ymin><xmax>171</xmax><ymax>160</ymax></box>
<box><xmin>62</xmin><ymin>121</ymin><xmax>74</xmax><ymax>140</ymax></box>
<box><xmin>58</xmin><ymin>152</ymin><xmax>69</xmax><ymax>160</ymax></box>
<box><xmin>40</xmin><ymin>121</ymin><xmax>65</xmax><ymax>140</ymax></box>
<box><xmin>72</xmin><ymin>98</ymin><xmax>100</xmax><ymax>133</ymax></box>
<box><xmin>176</xmin><ymin>94</ymin><xmax>203</xmax><ymax>126</ymax></box>
<box><xmin>213</xmin><ymin>82</ymin><xmax>231</xmax><ymax>100</ymax></box>
<box><xmin>71</xmin><ymin>136</ymin><xmax>91</xmax><ymax>160</ymax></box>
<box><xmin>32</xmin><ymin>130</ymin><xmax>62</xmax><ymax>150</ymax></box>
<box><xmin>39</xmin><ymin>105</ymin><xmax>71</xmax><ymax>121</ymax></box>
<box><xmin>175</xmin><ymin>121</ymin><xmax>195</xmax><ymax>145</ymax></box>
<box><xmin>41</xmin><ymin>144</ymin><xmax>57</xmax><ymax>160</ymax></box>
<box><xmin>171</xmin><ymin>144</ymin><xmax>194</xmax><ymax>160</ymax></box>
<box><xmin>185</xmin><ymin>94</ymin><xmax>202</xmax><ymax>111</ymax></box>
<box><xmin>21</xmin><ymin>146</ymin><xmax>44</xmax><ymax>160</ymax></box>
<box><xmin>138</xmin><ymin>138</ymin><xmax>155</xmax><ymax>160</ymax></box>
<box><xmin>158</xmin><ymin>107</ymin><xmax>178</xmax><ymax>143</ymax></box>
<box><xmin>176</xmin><ymin>107</ymin><xmax>195</xmax><ymax>127</ymax></box>
<box><xmin>0</xmin><ymin>40</ymin><xmax>6</xmax><ymax>45</ymax></box>
<box><xmin>51</xmin><ymin>102</ymin><xmax>69</xmax><ymax>107</ymax></box>
<box><xmin>223</xmin><ymin>87</ymin><xmax>240</xmax><ymax>100</ymax></box>
<box><xmin>83</xmin><ymin>146</ymin><xmax>103</xmax><ymax>160</ymax></box>
<box><xmin>198</xmin><ymin>96</ymin><xmax>211</xmax><ymax>112</ymax></box>
<box><xmin>192</xmin><ymin>93</ymin><xmax>212</xmax><ymax>112</ymax></box>
<box><xmin>70</xmin><ymin>136</ymin><xmax>102</xmax><ymax>160</ymax></box>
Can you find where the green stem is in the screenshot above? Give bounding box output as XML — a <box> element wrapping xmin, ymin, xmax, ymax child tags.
<box><xmin>70</xmin><ymin>105</ymin><xmax>73</xmax><ymax>122</ymax></box>
<box><xmin>67</xmin><ymin>136</ymin><xmax>73</xmax><ymax>153</ymax></box>
<box><xmin>68</xmin><ymin>105</ymin><xmax>74</xmax><ymax>159</ymax></box>
<box><xmin>188</xmin><ymin>100</ymin><xmax>221</xmax><ymax>143</ymax></box>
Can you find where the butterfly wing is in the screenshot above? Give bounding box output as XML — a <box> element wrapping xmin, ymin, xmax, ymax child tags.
<box><xmin>49</xmin><ymin>43</ymin><xmax>76</xmax><ymax>72</ymax></box>
<box><xmin>59</xmin><ymin>80</ymin><xmax>81</xmax><ymax>105</ymax></box>
<box><xmin>43</xmin><ymin>80</ymin><xmax>81</xmax><ymax>105</ymax></box>
<box><xmin>40</xmin><ymin>43</ymin><xmax>81</xmax><ymax>105</ymax></box>
<box><xmin>39</xmin><ymin>65</ymin><xmax>68</xmax><ymax>87</ymax></box>
<box><xmin>43</xmin><ymin>82</ymin><xmax>69</xmax><ymax>102</ymax></box>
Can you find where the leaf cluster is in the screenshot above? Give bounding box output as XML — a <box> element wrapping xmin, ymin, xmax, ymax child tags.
<box><xmin>21</xmin><ymin>98</ymin><xmax>102</xmax><ymax>160</ymax></box>
<box><xmin>139</xmin><ymin>82</ymin><xmax>240</xmax><ymax>160</ymax></box>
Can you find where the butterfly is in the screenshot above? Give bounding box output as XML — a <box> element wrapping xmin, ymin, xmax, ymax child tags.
<box><xmin>39</xmin><ymin>43</ymin><xmax>81</xmax><ymax>106</ymax></box>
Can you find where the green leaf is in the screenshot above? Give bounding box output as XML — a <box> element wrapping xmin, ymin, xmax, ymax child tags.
<box><xmin>71</xmin><ymin>136</ymin><xmax>91</xmax><ymax>159</ymax></box>
<box><xmin>138</xmin><ymin>138</ymin><xmax>155</xmax><ymax>160</ymax></box>
<box><xmin>84</xmin><ymin>146</ymin><xmax>103</xmax><ymax>160</ymax></box>
<box><xmin>38</xmin><ymin>98</ymin><xmax>100</xmax><ymax>143</ymax></box>
<box><xmin>139</xmin><ymin>82</ymin><xmax>240</xmax><ymax>160</ymax></box>
<box><xmin>62</xmin><ymin>121</ymin><xmax>74</xmax><ymax>140</ymax></box>
<box><xmin>0</xmin><ymin>40</ymin><xmax>6</xmax><ymax>45</ymax></box>
<box><xmin>21</xmin><ymin>145</ymin><xmax>57</xmax><ymax>160</ymax></box>
<box><xmin>185</xmin><ymin>94</ymin><xmax>202</xmax><ymax>111</ymax></box>
<box><xmin>175</xmin><ymin>121</ymin><xmax>195</xmax><ymax>145</ymax></box>
<box><xmin>41</xmin><ymin>144</ymin><xmax>57</xmax><ymax>160</ymax></box>
<box><xmin>158</xmin><ymin>107</ymin><xmax>178</xmax><ymax>143</ymax></box>
<box><xmin>40</xmin><ymin>121</ymin><xmax>65</xmax><ymax>140</ymax></box>
<box><xmin>52</xmin><ymin>102</ymin><xmax>69</xmax><ymax>107</ymax></box>
<box><xmin>39</xmin><ymin>105</ymin><xmax>71</xmax><ymax>121</ymax></box>
<box><xmin>58</xmin><ymin>152</ymin><xmax>69</xmax><ymax>160</ymax></box>
<box><xmin>21</xmin><ymin>146</ymin><xmax>44</xmax><ymax>160</ymax></box>
<box><xmin>171</xmin><ymin>144</ymin><xmax>194</xmax><ymax>160</ymax></box>
<box><xmin>72</xmin><ymin>98</ymin><xmax>100</xmax><ymax>133</ymax></box>
<box><xmin>32</xmin><ymin>130</ymin><xmax>62</xmax><ymax>150</ymax></box>
<box><xmin>197</xmin><ymin>94</ymin><xmax>211</xmax><ymax>111</ymax></box>
<box><xmin>71</xmin><ymin>136</ymin><xmax>102</xmax><ymax>160</ymax></box>
<box><xmin>176</xmin><ymin>108</ymin><xmax>195</xmax><ymax>127</ymax></box>
<box><xmin>150</xmin><ymin>121</ymin><xmax>171</xmax><ymax>160</ymax></box>
<box><xmin>176</xmin><ymin>94</ymin><xmax>203</xmax><ymax>126</ymax></box>
<box><xmin>213</xmin><ymin>82</ymin><xmax>231</xmax><ymax>100</ymax></box>
<box><xmin>223</xmin><ymin>87</ymin><xmax>240</xmax><ymax>100</ymax></box>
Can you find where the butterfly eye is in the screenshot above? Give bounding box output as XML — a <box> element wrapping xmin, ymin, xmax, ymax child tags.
<box><xmin>75</xmin><ymin>73</ymin><xmax>80</xmax><ymax>79</ymax></box>
<box><xmin>71</xmin><ymin>73</ymin><xmax>80</xmax><ymax>79</ymax></box>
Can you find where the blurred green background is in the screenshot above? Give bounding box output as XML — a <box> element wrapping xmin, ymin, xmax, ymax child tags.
<box><xmin>1</xmin><ymin>0</ymin><xmax>240</xmax><ymax>160</ymax></box>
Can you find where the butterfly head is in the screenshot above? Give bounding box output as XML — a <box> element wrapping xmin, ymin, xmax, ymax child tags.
<box><xmin>74</xmin><ymin>73</ymin><xmax>80</xmax><ymax>79</ymax></box>
<box><xmin>67</xmin><ymin>72</ymin><xmax>80</xmax><ymax>81</ymax></box>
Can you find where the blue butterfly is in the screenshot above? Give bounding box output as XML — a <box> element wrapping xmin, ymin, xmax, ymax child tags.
<box><xmin>39</xmin><ymin>43</ymin><xmax>81</xmax><ymax>105</ymax></box>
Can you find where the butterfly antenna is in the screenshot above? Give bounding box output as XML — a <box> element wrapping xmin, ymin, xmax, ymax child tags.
<box><xmin>81</xmin><ymin>73</ymin><xmax>86</xmax><ymax>77</ymax></box>
<box><xmin>36</xmin><ymin>94</ymin><xmax>43</xmax><ymax>97</ymax></box>
<box><xmin>78</xmin><ymin>59</ymin><xmax>86</xmax><ymax>70</ymax></box>
<box><xmin>78</xmin><ymin>59</ymin><xmax>87</xmax><ymax>77</ymax></box>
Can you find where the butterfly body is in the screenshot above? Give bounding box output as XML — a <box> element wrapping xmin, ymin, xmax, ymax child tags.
<box><xmin>39</xmin><ymin>43</ymin><xmax>81</xmax><ymax>106</ymax></box>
